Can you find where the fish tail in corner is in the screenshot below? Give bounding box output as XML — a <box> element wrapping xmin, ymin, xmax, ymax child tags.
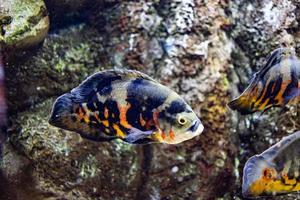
<box><xmin>227</xmin><ymin>96</ymin><xmax>255</xmax><ymax>115</ymax></box>
<box><xmin>227</xmin><ymin>98</ymin><xmax>241</xmax><ymax>110</ymax></box>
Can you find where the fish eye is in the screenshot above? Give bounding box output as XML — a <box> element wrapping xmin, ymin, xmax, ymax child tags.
<box><xmin>178</xmin><ymin>116</ymin><xmax>187</xmax><ymax>125</ymax></box>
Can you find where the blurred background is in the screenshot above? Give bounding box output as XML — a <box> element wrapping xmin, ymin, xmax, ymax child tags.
<box><xmin>0</xmin><ymin>0</ymin><xmax>299</xmax><ymax>199</ymax></box>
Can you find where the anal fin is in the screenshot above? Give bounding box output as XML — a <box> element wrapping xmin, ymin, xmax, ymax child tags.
<box><xmin>79</xmin><ymin>131</ymin><xmax>116</xmax><ymax>142</ymax></box>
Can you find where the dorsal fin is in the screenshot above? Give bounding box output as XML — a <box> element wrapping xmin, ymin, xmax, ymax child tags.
<box><xmin>261</xmin><ymin>131</ymin><xmax>300</xmax><ymax>162</ymax></box>
<box><xmin>70</xmin><ymin>69</ymin><xmax>158</xmax><ymax>102</ymax></box>
<box><xmin>256</xmin><ymin>48</ymin><xmax>296</xmax><ymax>78</ymax></box>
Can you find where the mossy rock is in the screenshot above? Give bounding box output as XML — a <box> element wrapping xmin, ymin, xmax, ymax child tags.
<box><xmin>5</xmin><ymin>24</ymin><xmax>108</xmax><ymax>112</ymax></box>
<box><xmin>4</xmin><ymin>98</ymin><xmax>141</xmax><ymax>199</ymax></box>
<box><xmin>0</xmin><ymin>0</ymin><xmax>49</xmax><ymax>49</ymax></box>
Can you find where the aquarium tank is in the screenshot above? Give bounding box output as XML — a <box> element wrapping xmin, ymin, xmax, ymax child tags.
<box><xmin>0</xmin><ymin>0</ymin><xmax>299</xmax><ymax>200</ymax></box>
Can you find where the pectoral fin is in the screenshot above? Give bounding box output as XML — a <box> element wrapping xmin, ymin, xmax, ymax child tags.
<box><xmin>124</xmin><ymin>128</ymin><xmax>154</xmax><ymax>144</ymax></box>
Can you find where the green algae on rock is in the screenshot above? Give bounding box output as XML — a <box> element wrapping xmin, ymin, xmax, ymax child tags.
<box><xmin>5</xmin><ymin>24</ymin><xmax>106</xmax><ymax>112</ymax></box>
<box><xmin>0</xmin><ymin>0</ymin><xmax>49</xmax><ymax>49</ymax></box>
<box><xmin>6</xmin><ymin>98</ymin><xmax>141</xmax><ymax>199</ymax></box>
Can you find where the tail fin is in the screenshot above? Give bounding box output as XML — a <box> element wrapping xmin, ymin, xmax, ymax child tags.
<box><xmin>227</xmin><ymin>98</ymin><xmax>240</xmax><ymax>110</ymax></box>
<box><xmin>49</xmin><ymin>93</ymin><xmax>115</xmax><ymax>142</ymax></box>
<box><xmin>227</xmin><ymin>97</ymin><xmax>255</xmax><ymax>115</ymax></box>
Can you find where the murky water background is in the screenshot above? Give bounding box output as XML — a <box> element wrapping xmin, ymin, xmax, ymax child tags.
<box><xmin>0</xmin><ymin>1</ymin><xmax>299</xmax><ymax>199</ymax></box>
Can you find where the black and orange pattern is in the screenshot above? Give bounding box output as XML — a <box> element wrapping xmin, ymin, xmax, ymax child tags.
<box><xmin>228</xmin><ymin>48</ymin><xmax>300</xmax><ymax>114</ymax></box>
<box><xmin>49</xmin><ymin>70</ymin><xmax>204</xmax><ymax>144</ymax></box>
<box><xmin>242</xmin><ymin>131</ymin><xmax>300</xmax><ymax>197</ymax></box>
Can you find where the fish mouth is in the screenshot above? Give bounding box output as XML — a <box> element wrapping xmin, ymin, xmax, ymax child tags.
<box><xmin>48</xmin><ymin>93</ymin><xmax>74</xmax><ymax>127</ymax></box>
<box><xmin>48</xmin><ymin>113</ymin><xmax>61</xmax><ymax>126</ymax></box>
<box><xmin>189</xmin><ymin>120</ymin><xmax>204</xmax><ymax>135</ymax></box>
<box><xmin>242</xmin><ymin>155</ymin><xmax>273</xmax><ymax>198</ymax></box>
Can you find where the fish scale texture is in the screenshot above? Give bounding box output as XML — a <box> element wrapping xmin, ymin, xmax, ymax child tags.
<box><xmin>1</xmin><ymin>0</ymin><xmax>300</xmax><ymax>200</ymax></box>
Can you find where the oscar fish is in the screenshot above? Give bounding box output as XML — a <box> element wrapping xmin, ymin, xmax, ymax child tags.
<box><xmin>49</xmin><ymin>69</ymin><xmax>204</xmax><ymax>144</ymax></box>
<box><xmin>242</xmin><ymin>131</ymin><xmax>300</xmax><ymax>198</ymax></box>
<box><xmin>228</xmin><ymin>48</ymin><xmax>300</xmax><ymax>114</ymax></box>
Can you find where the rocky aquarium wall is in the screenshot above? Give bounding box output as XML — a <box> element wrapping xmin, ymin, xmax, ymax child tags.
<box><xmin>0</xmin><ymin>0</ymin><xmax>299</xmax><ymax>199</ymax></box>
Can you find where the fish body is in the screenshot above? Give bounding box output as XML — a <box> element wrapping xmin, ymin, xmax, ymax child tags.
<box><xmin>49</xmin><ymin>69</ymin><xmax>204</xmax><ymax>144</ymax></box>
<box><xmin>242</xmin><ymin>131</ymin><xmax>300</xmax><ymax>198</ymax></box>
<box><xmin>228</xmin><ymin>48</ymin><xmax>300</xmax><ymax>114</ymax></box>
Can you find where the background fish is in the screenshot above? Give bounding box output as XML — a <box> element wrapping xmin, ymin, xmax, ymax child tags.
<box><xmin>242</xmin><ymin>131</ymin><xmax>300</xmax><ymax>197</ymax></box>
<box><xmin>228</xmin><ymin>48</ymin><xmax>300</xmax><ymax>114</ymax></box>
<box><xmin>49</xmin><ymin>69</ymin><xmax>204</xmax><ymax>144</ymax></box>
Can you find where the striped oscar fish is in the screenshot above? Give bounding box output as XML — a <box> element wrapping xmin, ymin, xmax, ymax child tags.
<box><xmin>49</xmin><ymin>69</ymin><xmax>204</xmax><ymax>144</ymax></box>
<box><xmin>228</xmin><ymin>48</ymin><xmax>300</xmax><ymax>114</ymax></box>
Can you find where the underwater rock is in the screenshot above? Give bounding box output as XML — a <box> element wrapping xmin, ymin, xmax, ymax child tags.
<box><xmin>76</xmin><ymin>1</ymin><xmax>238</xmax><ymax>199</ymax></box>
<box><xmin>227</xmin><ymin>0</ymin><xmax>300</xmax><ymax>153</ymax></box>
<box><xmin>0</xmin><ymin>0</ymin><xmax>49</xmax><ymax>49</ymax></box>
<box><xmin>5</xmin><ymin>99</ymin><xmax>141</xmax><ymax>199</ymax></box>
<box><xmin>5</xmin><ymin>24</ymin><xmax>106</xmax><ymax>112</ymax></box>
<box><xmin>228</xmin><ymin>0</ymin><xmax>297</xmax><ymax>67</ymax></box>
<box><xmin>1</xmin><ymin>0</ymin><xmax>300</xmax><ymax>199</ymax></box>
<box><xmin>227</xmin><ymin>1</ymin><xmax>300</xmax><ymax>199</ymax></box>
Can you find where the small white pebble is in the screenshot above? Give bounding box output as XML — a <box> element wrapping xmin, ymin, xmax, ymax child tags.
<box><xmin>177</xmin><ymin>177</ymin><xmax>183</xmax><ymax>182</ymax></box>
<box><xmin>171</xmin><ymin>166</ymin><xmax>179</xmax><ymax>173</ymax></box>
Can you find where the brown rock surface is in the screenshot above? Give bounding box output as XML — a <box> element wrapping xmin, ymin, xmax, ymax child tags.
<box><xmin>1</xmin><ymin>0</ymin><xmax>299</xmax><ymax>200</ymax></box>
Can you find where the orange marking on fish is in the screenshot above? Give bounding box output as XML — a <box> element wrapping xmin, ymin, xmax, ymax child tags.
<box><xmin>248</xmin><ymin>167</ymin><xmax>277</xmax><ymax>196</ymax></box>
<box><xmin>161</xmin><ymin>132</ymin><xmax>166</xmax><ymax>140</ymax></box>
<box><xmin>274</xmin><ymin>81</ymin><xmax>290</xmax><ymax>104</ymax></box>
<box><xmin>254</xmin><ymin>81</ymin><xmax>269</xmax><ymax>108</ymax></box>
<box><xmin>151</xmin><ymin>131</ymin><xmax>164</xmax><ymax>142</ymax></box>
<box><xmin>83</xmin><ymin>116</ymin><xmax>90</xmax><ymax>123</ymax></box>
<box><xmin>169</xmin><ymin>130</ymin><xmax>175</xmax><ymax>140</ymax></box>
<box><xmin>118</xmin><ymin>103</ymin><xmax>132</xmax><ymax>129</ymax></box>
<box><xmin>153</xmin><ymin>110</ymin><xmax>165</xmax><ymax>141</ymax></box>
<box><xmin>258</xmin><ymin>98</ymin><xmax>270</xmax><ymax>110</ymax></box>
<box><xmin>93</xmin><ymin>112</ymin><xmax>109</xmax><ymax>127</ymax></box>
<box><xmin>281</xmin><ymin>173</ymin><xmax>297</xmax><ymax>185</ymax></box>
<box><xmin>104</xmin><ymin>107</ymin><xmax>109</xmax><ymax>119</ymax></box>
<box><xmin>112</xmin><ymin>124</ymin><xmax>125</xmax><ymax>138</ymax></box>
<box><xmin>139</xmin><ymin>113</ymin><xmax>146</xmax><ymax>127</ymax></box>
<box><xmin>78</xmin><ymin>107</ymin><xmax>84</xmax><ymax>118</ymax></box>
<box><xmin>102</xmin><ymin>120</ymin><xmax>109</xmax><ymax>127</ymax></box>
<box><xmin>248</xmin><ymin>167</ymin><xmax>300</xmax><ymax>196</ymax></box>
<box><xmin>77</xmin><ymin>107</ymin><xmax>89</xmax><ymax>123</ymax></box>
